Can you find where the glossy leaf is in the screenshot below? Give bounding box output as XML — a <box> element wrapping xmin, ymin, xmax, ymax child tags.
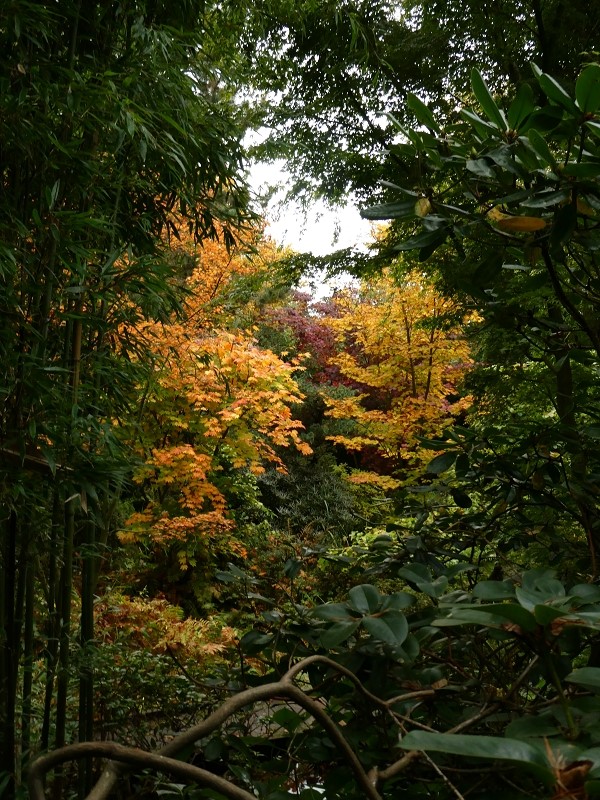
<box><xmin>312</xmin><ymin>603</ymin><xmax>355</xmax><ymax>621</ymax></box>
<box><xmin>426</xmin><ymin>451</ymin><xmax>456</xmax><ymax>474</ymax></box>
<box><xmin>538</xmin><ymin>73</ymin><xmax>578</xmax><ymax>113</ymax></box>
<box><xmin>362</xmin><ymin>613</ymin><xmax>408</xmax><ymax>645</ymax></box>
<box><xmin>407</xmin><ymin>93</ymin><xmax>440</xmax><ymax>132</ymax></box>
<box><xmin>576</xmin><ymin>64</ymin><xmax>600</xmax><ymax>113</ymax></box>
<box><xmin>393</xmin><ymin>228</ymin><xmax>448</xmax><ymax>252</ymax></box>
<box><xmin>471</xmin><ymin>68</ymin><xmax>507</xmax><ymax>130</ymax></box>
<box><xmin>565</xmin><ymin>668</ymin><xmax>600</xmax><ymax>690</ymax></box>
<box><xmin>399</xmin><ymin>731</ymin><xmax>551</xmax><ymax>779</ymax></box>
<box><xmin>348</xmin><ymin>584</ymin><xmax>381</xmax><ymax>615</ymax></box>
<box><xmin>527</xmin><ymin>128</ymin><xmax>557</xmax><ymax>168</ymax></box>
<box><xmin>466</xmin><ymin>158</ymin><xmax>496</xmax><ymax>179</ymax></box>
<box><xmin>360</xmin><ymin>200</ymin><xmax>416</xmax><ymax>220</ymax></box>
<box><xmin>482</xmin><ymin>603</ymin><xmax>537</xmax><ymax>632</ymax></box>
<box><xmin>472</xmin><ymin>580</ymin><xmax>516</xmax><ymax>601</ymax></box>
<box><xmin>320</xmin><ymin>620</ymin><xmax>360</xmax><ymax>648</ymax></box>
<box><xmin>461</xmin><ymin>108</ymin><xmax>501</xmax><ymax>138</ymax></box>
<box><xmin>507</xmin><ymin>82</ymin><xmax>535</xmax><ymax>130</ymax></box>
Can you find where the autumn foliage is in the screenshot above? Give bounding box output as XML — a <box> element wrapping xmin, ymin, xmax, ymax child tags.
<box><xmin>121</xmin><ymin>226</ymin><xmax>311</xmax><ymax>571</ymax></box>
<box><xmin>322</xmin><ymin>270</ymin><xmax>474</xmax><ymax>486</ymax></box>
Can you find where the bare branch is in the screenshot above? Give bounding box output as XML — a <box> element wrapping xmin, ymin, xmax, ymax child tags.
<box><xmin>28</xmin><ymin>742</ymin><xmax>257</xmax><ymax>800</ymax></box>
<box><xmin>35</xmin><ymin>656</ymin><xmax>387</xmax><ymax>800</ymax></box>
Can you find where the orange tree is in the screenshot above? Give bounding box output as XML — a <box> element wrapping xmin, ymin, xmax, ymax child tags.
<box><xmin>119</xmin><ymin>226</ymin><xmax>312</xmax><ymax>607</ymax></box>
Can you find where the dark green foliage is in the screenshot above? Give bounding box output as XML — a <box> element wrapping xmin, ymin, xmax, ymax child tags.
<box><xmin>230</xmin><ymin>0</ymin><xmax>600</xmax><ymax>207</ymax></box>
<box><xmin>0</xmin><ymin>0</ymin><xmax>251</xmax><ymax>794</ymax></box>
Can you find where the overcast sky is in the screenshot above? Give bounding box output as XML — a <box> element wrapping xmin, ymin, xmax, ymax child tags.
<box><xmin>250</xmin><ymin>160</ymin><xmax>373</xmax><ymax>255</ymax></box>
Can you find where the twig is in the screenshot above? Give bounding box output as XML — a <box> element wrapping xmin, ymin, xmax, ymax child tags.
<box><xmin>421</xmin><ymin>751</ymin><xmax>467</xmax><ymax>800</ymax></box>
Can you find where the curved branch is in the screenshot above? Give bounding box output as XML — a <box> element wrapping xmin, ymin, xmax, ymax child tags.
<box><xmin>282</xmin><ymin>683</ymin><xmax>382</xmax><ymax>800</ymax></box>
<box><xmin>87</xmin><ymin>680</ymin><xmax>291</xmax><ymax>800</ymax></box>
<box><xmin>40</xmin><ymin>656</ymin><xmax>385</xmax><ymax>800</ymax></box>
<box><xmin>28</xmin><ymin>742</ymin><xmax>257</xmax><ymax>800</ymax></box>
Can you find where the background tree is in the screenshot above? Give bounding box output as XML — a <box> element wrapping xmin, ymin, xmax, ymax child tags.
<box><xmin>321</xmin><ymin>269</ymin><xmax>473</xmax><ymax>486</ymax></box>
<box><xmin>230</xmin><ymin>0</ymin><xmax>600</xmax><ymax>206</ymax></box>
<box><xmin>120</xmin><ymin>229</ymin><xmax>312</xmax><ymax>609</ymax></box>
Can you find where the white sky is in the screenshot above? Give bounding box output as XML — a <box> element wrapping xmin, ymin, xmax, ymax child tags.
<box><xmin>249</xmin><ymin>160</ymin><xmax>373</xmax><ymax>256</ymax></box>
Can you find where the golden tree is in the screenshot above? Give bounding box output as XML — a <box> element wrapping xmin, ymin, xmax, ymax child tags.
<box><xmin>324</xmin><ymin>270</ymin><xmax>473</xmax><ymax>487</ymax></box>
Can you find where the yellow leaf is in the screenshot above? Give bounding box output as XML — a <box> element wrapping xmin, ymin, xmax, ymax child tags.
<box><xmin>495</xmin><ymin>215</ymin><xmax>548</xmax><ymax>232</ymax></box>
<box><xmin>415</xmin><ymin>197</ymin><xmax>433</xmax><ymax>217</ymax></box>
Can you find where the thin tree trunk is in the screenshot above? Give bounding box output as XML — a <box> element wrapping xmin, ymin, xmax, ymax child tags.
<box><xmin>52</xmin><ymin>497</ymin><xmax>75</xmax><ymax>800</ymax></box>
<box><xmin>41</xmin><ymin>488</ymin><xmax>62</xmax><ymax>751</ymax></box>
<box><xmin>21</xmin><ymin>556</ymin><xmax>35</xmax><ymax>764</ymax></box>
<box><xmin>0</xmin><ymin>510</ymin><xmax>19</xmax><ymax>800</ymax></box>
<box><xmin>78</xmin><ymin>518</ymin><xmax>96</xmax><ymax>797</ymax></box>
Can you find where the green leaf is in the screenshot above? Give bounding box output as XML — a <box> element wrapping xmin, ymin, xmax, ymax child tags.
<box><xmin>406</xmin><ymin>93</ymin><xmax>440</xmax><ymax>133</ymax></box>
<box><xmin>519</xmin><ymin>106</ymin><xmax>564</xmax><ymax>133</ymax></box>
<box><xmin>473</xmin><ymin>251</ymin><xmax>504</xmax><ymax>285</ymax></box>
<box><xmin>471</xmin><ymin>68</ymin><xmax>507</xmax><ymax>130</ymax></box>
<box><xmin>483</xmin><ymin>603</ymin><xmax>538</xmax><ymax>632</ymax></box>
<box><xmin>586</xmin><ymin>120</ymin><xmax>600</xmax><ymax>138</ymax></box>
<box><xmin>399</xmin><ymin>731</ymin><xmax>551</xmax><ymax>779</ymax></box>
<box><xmin>426</xmin><ymin>451</ymin><xmax>456</xmax><ymax>474</ymax></box>
<box><xmin>562</xmin><ymin>161</ymin><xmax>600</xmax><ymax>178</ymax></box>
<box><xmin>507</xmin><ymin>83</ymin><xmax>536</xmax><ymax>130</ymax></box>
<box><xmin>488</xmin><ymin>144</ymin><xmax>523</xmax><ymax>175</ymax></box>
<box><xmin>521</xmin><ymin>190</ymin><xmax>569</xmax><ymax>209</ymax></box>
<box><xmin>393</xmin><ymin>228</ymin><xmax>448</xmax><ymax>252</ymax></box>
<box><xmin>398</xmin><ymin>563</ymin><xmax>431</xmax><ymax>581</ymax></box>
<box><xmin>382</xmin><ymin>592</ymin><xmax>415</xmax><ymax>611</ymax></box>
<box><xmin>576</xmin><ymin>64</ymin><xmax>600</xmax><ymax>113</ymax></box>
<box><xmin>466</xmin><ymin>158</ymin><xmax>496</xmax><ymax>179</ymax></box>
<box><xmin>360</xmin><ymin>201</ymin><xmax>416</xmax><ymax>220</ymax></box>
<box><xmin>270</xmin><ymin>707</ymin><xmax>306</xmax><ymax>733</ymax></box>
<box><xmin>399</xmin><ymin>567</ymin><xmax>448</xmax><ymax>599</ymax></box>
<box><xmin>451</xmin><ymin>489</ymin><xmax>472</xmax><ymax>508</ymax></box>
<box><xmin>362</xmin><ymin>613</ymin><xmax>408</xmax><ymax>645</ymax></box>
<box><xmin>347</xmin><ymin>584</ymin><xmax>381</xmax><ymax>615</ymax></box>
<box><xmin>570</xmin><ymin>584</ymin><xmax>600</xmax><ymax>603</ymax></box>
<box><xmin>538</xmin><ymin>73</ymin><xmax>578</xmax><ymax>113</ymax></box>
<box><xmin>516</xmin><ymin>586</ymin><xmax>554</xmax><ymax>612</ymax></box>
<box><xmin>320</xmin><ymin>620</ymin><xmax>360</xmax><ymax>648</ymax></box>
<box><xmin>551</xmin><ymin>203</ymin><xmax>577</xmax><ymax>247</ymax></box>
<box><xmin>240</xmin><ymin>631</ymin><xmax>274</xmax><ymax>653</ymax></box>
<box><xmin>472</xmin><ymin>580</ymin><xmax>516</xmax><ymax>601</ymax></box>
<box><xmin>435</xmin><ymin>608</ymin><xmax>513</xmax><ymax>628</ymax></box>
<box><xmin>565</xmin><ymin>668</ymin><xmax>600</xmax><ymax>690</ymax></box>
<box><xmin>533</xmin><ymin>604</ymin><xmax>566</xmax><ymax>625</ymax></box>
<box><xmin>527</xmin><ymin>129</ymin><xmax>557</xmax><ymax>168</ymax></box>
<box><xmin>505</xmin><ymin>713</ymin><xmax>560</xmax><ymax>738</ymax></box>
<box><xmin>461</xmin><ymin>108</ymin><xmax>500</xmax><ymax>138</ymax></box>
<box><xmin>312</xmin><ymin>602</ymin><xmax>355</xmax><ymax>621</ymax></box>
